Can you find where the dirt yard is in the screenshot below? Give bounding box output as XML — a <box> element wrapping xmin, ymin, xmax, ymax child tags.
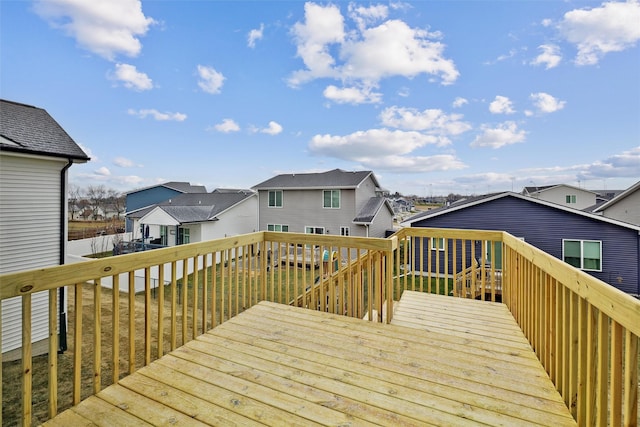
<box><xmin>2</xmin><ymin>283</ymin><xmax>200</xmax><ymax>426</ymax></box>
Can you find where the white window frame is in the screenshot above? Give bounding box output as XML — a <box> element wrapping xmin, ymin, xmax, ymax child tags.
<box><xmin>562</xmin><ymin>239</ymin><xmax>602</xmax><ymax>272</ymax></box>
<box><xmin>267</xmin><ymin>224</ymin><xmax>289</xmax><ymax>232</ymax></box>
<box><xmin>340</xmin><ymin>226</ymin><xmax>350</xmax><ymax>236</ymax></box>
<box><xmin>268</xmin><ymin>190</ymin><xmax>283</xmax><ymax>208</ymax></box>
<box><xmin>431</xmin><ymin>237</ymin><xmax>445</xmax><ymax>251</ymax></box>
<box><xmin>565</xmin><ymin>194</ymin><xmax>577</xmax><ymax>204</ymax></box>
<box><xmin>323</xmin><ymin>189</ymin><xmax>340</xmax><ymax>209</ymax></box>
<box><xmin>305</xmin><ymin>226</ymin><xmax>325</xmax><ymax>235</ymax></box>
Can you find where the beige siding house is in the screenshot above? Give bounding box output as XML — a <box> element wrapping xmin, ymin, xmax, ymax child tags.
<box><xmin>0</xmin><ymin>99</ymin><xmax>89</xmax><ymax>357</ymax></box>
<box><xmin>252</xmin><ymin>169</ymin><xmax>393</xmax><ymax>238</ymax></box>
<box><xmin>522</xmin><ymin>184</ymin><xmax>597</xmax><ymax>210</ymax></box>
<box><xmin>593</xmin><ymin>181</ymin><xmax>640</xmax><ymax>226</ymax></box>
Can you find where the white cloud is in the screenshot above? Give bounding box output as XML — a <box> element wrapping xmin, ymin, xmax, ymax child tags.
<box><xmin>452</xmin><ymin>97</ymin><xmax>468</xmax><ymax>108</ymax></box>
<box><xmin>471</xmin><ymin>121</ymin><xmax>526</xmax><ymax>148</ymax></box>
<box><xmin>348</xmin><ymin>3</ymin><xmax>388</xmax><ymax>31</ymax></box>
<box><xmin>248</xmin><ymin>23</ymin><xmax>264</xmax><ymax>48</ymax></box>
<box><xmin>110</xmin><ymin>63</ymin><xmax>153</xmax><ymax>91</ymax></box>
<box><xmin>379</xmin><ymin>106</ymin><xmax>471</xmax><ymax>142</ymax></box>
<box><xmin>95</xmin><ymin>166</ymin><xmax>111</xmax><ymax>176</ymax></box>
<box><xmin>309</xmin><ymin>128</ymin><xmax>441</xmax><ymax>162</ymax></box>
<box><xmin>530</xmin><ymin>44</ymin><xmax>562</xmax><ymax>69</ymax></box>
<box><xmin>288</xmin><ymin>2</ymin><xmax>458</xmax><ymax>101</ymax></box>
<box><xmin>289</xmin><ymin>2</ymin><xmax>345</xmax><ymax>84</ymax></box>
<box><xmin>530</xmin><ymin>92</ymin><xmax>566</xmax><ymax>113</ymax></box>
<box><xmin>577</xmin><ymin>146</ymin><xmax>640</xmax><ymax>179</ymax></box>
<box><xmin>323</xmin><ymin>85</ymin><xmax>382</xmax><ymax>104</ymax></box>
<box><xmin>127</xmin><ymin>109</ymin><xmax>187</xmax><ymax>121</ymax></box>
<box><xmin>214</xmin><ymin>118</ymin><xmax>240</xmax><ymax>133</ymax></box>
<box><xmin>197</xmin><ymin>65</ymin><xmax>225</xmax><ymax>94</ymax></box>
<box><xmin>489</xmin><ymin>96</ymin><xmax>515</xmax><ymax>114</ymax></box>
<box><xmin>33</xmin><ymin>0</ymin><xmax>155</xmax><ymax>61</ymax></box>
<box><xmin>309</xmin><ymin>127</ymin><xmax>466</xmax><ymax>172</ymax></box>
<box><xmin>557</xmin><ymin>0</ymin><xmax>640</xmax><ymax>65</ymax></box>
<box><xmin>113</xmin><ymin>157</ymin><xmax>134</xmax><ymax>167</ymax></box>
<box><xmin>358</xmin><ymin>154</ymin><xmax>467</xmax><ymax>173</ymax></box>
<box><xmin>261</xmin><ymin>121</ymin><xmax>283</xmax><ymax>135</ymax></box>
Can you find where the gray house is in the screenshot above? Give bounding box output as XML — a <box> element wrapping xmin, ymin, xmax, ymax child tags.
<box><xmin>402</xmin><ymin>191</ymin><xmax>640</xmax><ymax>296</ymax></box>
<box><xmin>252</xmin><ymin>169</ymin><xmax>393</xmax><ymax>238</ymax></box>
<box><xmin>0</xmin><ymin>99</ymin><xmax>90</xmax><ymax>357</ymax></box>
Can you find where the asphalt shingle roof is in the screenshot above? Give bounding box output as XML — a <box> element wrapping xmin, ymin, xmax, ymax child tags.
<box><xmin>353</xmin><ymin>197</ymin><xmax>388</xmax><ymax>224</ymax></box>
<box><xmin>252</xmin><ymin>168</ymin><xmax>374</xmax><ymax>190</ymax></box>
<box><xmin>130</xmin><ymin>190</ymin><xmax>254</xmax><ymax>224</ymax></box>
<box><xmin>0</xmin><ymin>99</ymin><xmax>89</xmax><ymax>161</ymax></box>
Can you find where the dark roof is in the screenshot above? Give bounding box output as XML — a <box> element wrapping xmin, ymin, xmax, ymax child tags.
<box><xmin>125</xmin><ymin>181</ymin><xmax>207</xmax><ymax>196</ymax></box>
<box><xmin>353</xmin><ymin>197</ymin><xmax>390</xmax><ymax>224</ymax></box>
<box><xmin>252</xmin><ymin>168</ymin><xmax>377</xmax><ymax>190</ymax></box>
<box><xmin>0</xmin><ymin>99</ymin><xmax>89</xmax><ymax>161</ymax></box>
<box><xmin>402</xmin><ymin>191</ymin><xmax>640</xmax><ymax>231</ymax></box>
<box><xmin>129</xmin><ymin>189</ymin><xmax>255</xmax><ymax>223</ymax></box>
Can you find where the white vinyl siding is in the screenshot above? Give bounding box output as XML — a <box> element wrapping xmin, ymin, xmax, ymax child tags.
<box><xmin>0</xmin><ymin>154</ymin><xmax>66</xmax><ymax>353</ymax></box>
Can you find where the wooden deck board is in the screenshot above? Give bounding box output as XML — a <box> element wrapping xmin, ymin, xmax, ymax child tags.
<box><xmin>43</xmin><ymin>292</ymin><xmax>576</xmax><ymax>426</ymax></box>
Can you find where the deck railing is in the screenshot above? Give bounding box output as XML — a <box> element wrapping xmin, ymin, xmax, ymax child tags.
<box><xmin>1</xmin><ymin>228</ymin><xmax>638</xmax><ymax>426</ymax></box>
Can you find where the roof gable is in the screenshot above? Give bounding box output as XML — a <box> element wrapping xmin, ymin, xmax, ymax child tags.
<box><xmin>594</xmin><ymin>180</ymin><xmax>640</xmax><ymax>212</ymax></box>
<box><xmin>0</xmin><ymin>99</ymin><xmax>89</xmax><ymax>161</ymax></box>
<box><xmin>353</xmin><ymin>197</ymin><xmax>393</xmax><ymax>224</ymax></box>
<box><xmin>403</xmin><ymin>191</ymin><xmax>640</xmax><ymax>232</ymax></box>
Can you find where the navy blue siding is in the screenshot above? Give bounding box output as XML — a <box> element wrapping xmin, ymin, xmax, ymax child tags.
<box><xmin>411</xmin><ymin>196</ymin><xmax>640</xmax><ymax>295</ymax></box>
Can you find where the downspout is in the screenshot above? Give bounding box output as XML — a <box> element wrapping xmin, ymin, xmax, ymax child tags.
<box><xmin>58</xmin><ymin>159</ymin><xmax>73</xmax><ymax>353</ymax></box>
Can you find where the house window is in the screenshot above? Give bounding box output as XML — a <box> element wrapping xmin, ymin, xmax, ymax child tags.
<box><xmin>323</xmin><ymin>190</ymin><xmax>340</xmax><ymax>208</ymax></box>
<box><xmin>160</xmin><ymin>225</ymin><xmax>168</xmax><ymax>246</ymax></box>
<box><xmin>268</xmin><ymin>190</ymin><xmax>283</xmax><ymax>207</ymax></box>
<box><xmin>305</xmin><ymin>226</ymin><xmax>325</xmax><ymax>235</ymax></box>
<box><xmin>563</xmin><ymin>239</ymin><xmax>601</xmax><ymax>271</ymax></box>
<box><xmin>340</xmin><ymin>226</ymin><xmax>350</xmax><ymax>236</ymax></box>
<box><xmin>267</xmin><ymin>224</ymin><xmax>289</xmax><ymax>232</ymax></box>
<box><xmin>431</xmin><ymin>237</ymin><xmax>445</xmax><ymax>251</ymax></box>
<box><xmin>178</xmin><ymin>227</ymin><xmax>190</xmax><ymax>245</ymax></box>
<box><xmin>566</xmin><ymin>195</ymin><xmax>577</xmax><ymax>204</ymax></box>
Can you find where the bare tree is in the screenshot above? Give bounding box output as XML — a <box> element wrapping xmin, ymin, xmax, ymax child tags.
<box><xmin>106</xmin><ymin>188</ymin><xmax>126</xmax><ymax>219</ymax></box>
<box><xmin>68</xmin><ymin>183</ymin><xmax>82</xmax><ymax>220</ymax></box>
<box><xmin>86</xmin><ymin>185</ymin><xmax>107</xmax><ymax>220</ymax></box>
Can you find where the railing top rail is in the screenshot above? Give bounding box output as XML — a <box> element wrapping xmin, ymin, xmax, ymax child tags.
<box><xmin>0</xmin><ymin>231</ymin><xmax>397</xmax><ymax>300</ymax></box>
<box><xmin>502</xmin><ymin>232</ymin><xmax>640</xmax><ymax>336</ymax></box>
<box><xmin>0</xmin><ymin>231</ymin><xmax>263</xmax><ymax>300</ymax></box>
<box><xmin>391</xmin><ymin>227</ymin><xmax>504</xmax><ymax>241</ymax></box>
<box><xmin>264</xmin><ymin>231</ymin><xmax>396</xmax><ymax>251</ymax></box>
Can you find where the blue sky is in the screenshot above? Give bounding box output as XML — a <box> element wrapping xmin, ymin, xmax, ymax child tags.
<box><xmin>1</xmin><ymin>0</ymin><xmax>639</xmax><ymax>196</ymax></box>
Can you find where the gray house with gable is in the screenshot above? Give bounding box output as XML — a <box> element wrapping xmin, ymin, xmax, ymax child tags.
<box><xmin>252</xmin><ymin>169</ymin><xmax>393</xmax><ymax>238</ymax></box>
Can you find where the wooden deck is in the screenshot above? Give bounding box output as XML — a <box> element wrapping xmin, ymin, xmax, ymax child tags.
<box><xmin>43</xmin><ymin>291</ymin><xmax>576</xmax><ymax>426</ymax></box>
